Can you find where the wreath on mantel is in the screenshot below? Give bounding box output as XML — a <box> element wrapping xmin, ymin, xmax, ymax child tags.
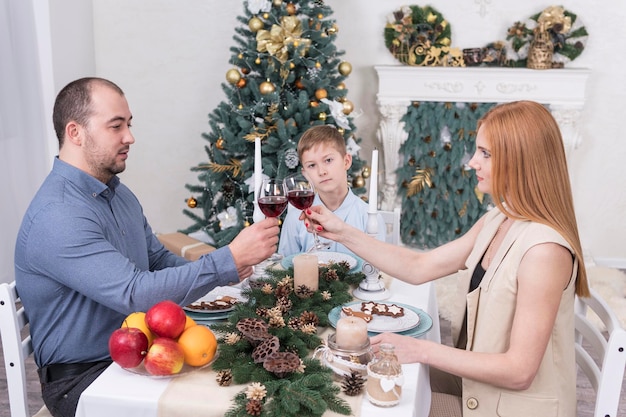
<box><xmin>505</xmin><ymin>5</ymin><xmax>588</xmax><ymax>68</ymax></box>
<box><xmin>384</xmin><ymin>5</ymin><xmax>463</xmax><ymax>67</ymax></box>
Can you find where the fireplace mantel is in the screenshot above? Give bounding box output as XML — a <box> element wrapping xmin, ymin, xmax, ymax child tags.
<box><xmin>374</xmin><ymin>65</ymin><xmax>590</xmax><ymax>209</ymax></box>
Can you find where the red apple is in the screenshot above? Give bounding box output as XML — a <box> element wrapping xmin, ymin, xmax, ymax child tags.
<box><xmin>108</xmin><ymin>327</ymin><xmax>149</xmax><ymax>369</ymax></box>
<box><xmin>145</xmin><ymin>300</ymin><xmax>187</xmax><ymax>339</ymax></box>
<box><xmin>143</xmin><ymin>337</ymin><xmax>185</xmax><ymax>376</ymax></box>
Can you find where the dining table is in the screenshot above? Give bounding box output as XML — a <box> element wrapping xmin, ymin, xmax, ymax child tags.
<box><xmin>76</xmin><ymin>270</ymin><xmax>441</xmax><ymax>417</ymax></box>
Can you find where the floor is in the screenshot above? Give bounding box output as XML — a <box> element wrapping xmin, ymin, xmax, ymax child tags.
<box><xmin>1</xmin><ymin>317</ymin><xmax>624</xmax><ymax>416</ymax></box>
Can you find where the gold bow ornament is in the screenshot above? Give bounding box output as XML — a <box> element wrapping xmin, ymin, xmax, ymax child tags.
<box><xmin>256</xmin><ymin>16</ymin><xmax>311</xmax><ymax>63</ymax></box>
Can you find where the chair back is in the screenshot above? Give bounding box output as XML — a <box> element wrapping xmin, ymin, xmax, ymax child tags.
<box><xmin>0</xmin><ymin>281</ymin><xmax>51</xmax><ymax>417</ymax></box>
<box><xmin>575</xmin><ymin>288</ymin><xmax>626</xmax><ymax>417</ymax></box>
<box><xmin>378</xmin><ymin>207</ymin><xmax>401</xmax><ymax>246</ymax></box>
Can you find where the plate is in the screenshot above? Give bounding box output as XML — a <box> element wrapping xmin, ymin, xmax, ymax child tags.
<box><xmin>281</xmin><ymin>252</ymin><xmax>362</xmax><ymax>273</ymax></box>
<box><xmin>328</xmin><ymin>302</ymin><xmax>433</xmax><ymax>338</ymax></box>
<box><xmin>184</xmin><ymin>286</ymin><xmax>242</xmax><ymax>314</ymax></box>
<box><xmin>123</xmin><ymin>352</ymin><xmax>218</xmax><ymax>378</ymax></box>
<box><xmin>185</xmin><ymin>310</ymin><xmax>231</xmax><ymax>322</ymax></box>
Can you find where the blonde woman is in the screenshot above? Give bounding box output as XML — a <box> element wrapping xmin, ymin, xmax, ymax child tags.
<box><xmin>304</xmin><ymin>101</ymin><xmax>588</xmax><ymax>416</ymax></box>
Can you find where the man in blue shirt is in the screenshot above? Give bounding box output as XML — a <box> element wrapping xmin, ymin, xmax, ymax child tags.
<box><xmin>14</xmin><ymin>77</ymin><xmax>279</xmax><ymax>417</ymax></box>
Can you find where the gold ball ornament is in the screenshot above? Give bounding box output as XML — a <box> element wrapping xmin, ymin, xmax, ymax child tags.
<box><xmin>342</xmin><ymin>100</ymin><xmax>354</xmax><ymax>115</ymax></box>
<box><xmin>318</xmin><ymin>112</ymin><xmax>327</xmax><ymax>121</ymax></box>
<box><xmin>310</xmin><ymin>100</ymin><xmax>319</xmax><ymax>108</ymax></box>
<box><xmin>327</xmin><ymin>24</ymin><xmax>339</xmax><ymax>35</ymax></box>
<box><xmin>273</xmin><ymin>0</ymin><xmax>282</xmax><ymax>6</ymax></box>
<box><xmin>259</xmin><ymin>81</ymin><xmax>275</xmax><ymax>94</ymax></box>
<box><xmin>314</xmin><ymin>88</ymin><xmax>327</xmax><ymax>100</ymax></box>
<box><xmin>226</xmin><ymin>68</ymin><xmax>242</xmax><ymax>84</ymax></box>
<box><xmin>337</xmin><ymin>82</ymin><xmax>346</xmax><ymax>90</ymax></box>
<box><xmin>241</xmin><ymin>67</ymin><xmax>250</xmax><ymax>75</ymax></box>
<box><xmin>238</xmin><ymin>104</ymin><xmax>244</xmax><ymax>110</ymax></box>
<box><xmin>286</xmin><ymin>3</ymin><xmax>296</xmax><ymax>15</ymax></box>
<box><xmin>236</xmin><ymin>78</ymin><xmax>247</xmax><ymax>89</ymax></box>
<box><xmin>338</xmin><ymin>61</ymin><xmax>352</xmax><ymax>76</ymax></box>
<box><xmin>238</xmin><ymin>53</ymin><xmax>243</xmax><ymax>59</ymax></box>
<box><xmin>187</xmin><ymin>197</ymin><xmax>198</xmax><ymax>208</ymax></box>
<box><xmin>248</xmin><ymin>17</ymin><xmax>264</xmax><ymax>33</ymax></box>
<box><xmin>337</xmin><ymin>127</ymin><xmax>345</xmax><ymax>135</ymax></box>
<box><xmin>255</xmin><ymin>57</ymin><xmax>261</xmax><ymax>65</ymax></box>
<box><xmin>216</xmin><ymin>137</ymin><xmax>226</xmax><ymax>150</ymax></box>
<box><xmin>362</xmin><ymin>166</ymin><xmax>371</xmax><ymax>179</ymax></box>
<box><xmin>315</xmin><ymin>61</ymin><xmax>321</xmax><ymax>69</ymax></box>
<box><xmin>244</xmin><ymin>220</ymin><xmax>251</xmax><ymax>227</ymax></box>
<box><xmin>263</xmin><ymin>13</ymin><xmax>269</xmax><ymax>19</ymax></box>
<box><xmin>352</xmin><ymin>175</ymin><xmax>365</xmax><ymax>188</ymax></box>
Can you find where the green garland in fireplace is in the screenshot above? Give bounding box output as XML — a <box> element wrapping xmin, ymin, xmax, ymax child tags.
<box><xmin>396</xmin><ymin>101</ymin><xmax>495</xmax><ymax>248</ymax></box>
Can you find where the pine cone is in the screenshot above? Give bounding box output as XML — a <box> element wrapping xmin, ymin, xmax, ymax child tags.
<box><xmin>323</xmin><ymin>269</ymin><xmax>339</xmax><ymax>281</ymax></box>
<box><xmin>275</xmin><ymin>283</ymin><xmax>292</xmax><ymax>298</ymax></box>
<box><xmin>341</xmin><ymin>370</ymin><xmax>366</xmax><ymax>396</ymax></box>
<box><xmin>275</xmin><ymin>296</ymin><xmax>292</xmax><ymax>313</ymax></box>
<box><xmin>216</xmin><ymin>369</ymin><xmax>233</xmax><ymax>386</ymax></box>
<box><xmin>245</xmin><ymin>399</ymin><xmax>263</xmax><ymax>416</ymax></box>
<box><xmin>299</xmin><ymin>310</ymin><xmax>319</xmax><ymax>326</ymax></box>
<box><xmin>295</xmin><ymin>284</ymin><xmax>314</xmax><ymax>298</ymax></box>
<box><xmin>287</xmin><ymin>317</ymin><xmax>302</xmax><ymax>330</ymax></box>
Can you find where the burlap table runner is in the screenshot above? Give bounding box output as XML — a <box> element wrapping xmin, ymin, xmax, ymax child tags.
<box><xmin>157</xmin><ymin>330</ymin><xmax>363</xmax><ymax>417</ymax></box>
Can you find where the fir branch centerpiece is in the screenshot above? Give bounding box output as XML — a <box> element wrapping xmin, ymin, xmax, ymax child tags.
<box><xmin>211</xmin><ymin>262</ymin><xmax>364</xmax><ymax>417</ymax></box>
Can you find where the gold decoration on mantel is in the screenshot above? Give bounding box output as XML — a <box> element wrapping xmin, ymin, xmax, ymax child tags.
<box><xmin>527</xmin><ymin>22</ymin><xmax>554</xmax><ymax>69</ymax></box>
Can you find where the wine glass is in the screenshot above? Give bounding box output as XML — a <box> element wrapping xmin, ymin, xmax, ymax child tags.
<box><xmin>283</xmin><ymin>173</ymin><xmax>331</xmax><ymax>252</ymax></box>
<box><xmin>257</xmin><ymin>177</ymin><xmax>288</xmax><ymax>219</ymax></box>
<box><xmin>250</xmin><ymin>178</ymin><xmax>286</xmax><ymax>284</ymax></box>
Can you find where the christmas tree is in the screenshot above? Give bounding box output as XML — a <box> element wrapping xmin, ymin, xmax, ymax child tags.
<box><xmin>182</xmin><ymin>0</ymin><xmax>366</xmax><ymax>247</ymax></box>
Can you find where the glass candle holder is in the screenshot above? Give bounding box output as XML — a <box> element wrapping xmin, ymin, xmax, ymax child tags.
<box><xmin>315</xmin><ymin>333</ymin><xmax>373</xmax><ymax>381</ymax></box>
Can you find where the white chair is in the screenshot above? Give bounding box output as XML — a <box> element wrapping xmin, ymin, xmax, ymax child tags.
<box><xmin>575</xmin><ymin>288</ymin><xmax>626</xmax><ymax>417</ymax></box>
<box><xmin>378</xmin><ymin>207</ymin><xmax>401</xmax><ymax>246</ymax></box>
<box><xmin>0</xmin><ymin>281</ymin><xmax>52</xmax><ymax>417</ymax></box>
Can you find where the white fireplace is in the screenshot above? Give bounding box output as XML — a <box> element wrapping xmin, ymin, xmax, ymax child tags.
<box><xmin>374</xmin><ymin>65</ymin><xmax>590</xmax><ymax>210</ymax></box>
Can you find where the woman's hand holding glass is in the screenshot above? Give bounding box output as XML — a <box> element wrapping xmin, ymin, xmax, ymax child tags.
<box><xmin>283</xmin><ymin>173</ymin><xmax>331</xmax><ymax>252</ymax></box>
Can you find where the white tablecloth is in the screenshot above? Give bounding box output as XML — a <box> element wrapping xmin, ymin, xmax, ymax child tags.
<box><xmin>76</xmin><ymin>279</ymin><xmax>440</xmax><ymax>417</ymax></box>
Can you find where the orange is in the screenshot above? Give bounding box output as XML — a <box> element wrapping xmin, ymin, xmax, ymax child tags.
<box><xmin>177</xmin><ymin>325</ymin><xmax>217</xmax><ymax>367</ymax></box>
<box><xmin>184</xmin><ymin>315</ymin><xmax>197</xmax><ymax>331</ymax></box>
<box><xmin>121</xmin><ymin>311</ymin><xmax>155</xmax><ymax>346</ymax></box>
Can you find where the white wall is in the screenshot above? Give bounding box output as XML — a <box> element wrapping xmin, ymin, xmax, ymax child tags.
<box><xmin>68</xmin><ymin>0</ymin><xmax>626</xmax><ymax>266</ymax></box>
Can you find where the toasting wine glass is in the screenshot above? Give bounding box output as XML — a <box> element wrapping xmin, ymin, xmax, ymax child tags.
<box><xmin>283</xmin><ymin>173</ymin><xmax>331</xmax><ymax>252</ymax></box>
<box><xmin>251</xmin><ymin>178</ymin><xmax>286</xmax><ymax>283</ymax></box>
<box><xmin>258</xmin><ymin>178</ymin><xmax>288</xmax><ymax>219</ymax></box>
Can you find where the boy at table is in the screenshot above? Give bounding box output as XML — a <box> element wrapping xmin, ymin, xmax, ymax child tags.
<box><xmin>278</xmin><ymin>124</ymin><xmax>385</xmax><ymax>257</ymax></box>
<box><xmin>14</xmin><ymin>77</ymin><xmax>279</xmax><ymax>417</ymax></box>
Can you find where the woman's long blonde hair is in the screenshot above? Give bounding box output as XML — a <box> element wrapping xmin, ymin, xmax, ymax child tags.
<box><xmin>478</xmin><ymin>101</ymin><xmax>589</xmax><ymax>296</ymax></box>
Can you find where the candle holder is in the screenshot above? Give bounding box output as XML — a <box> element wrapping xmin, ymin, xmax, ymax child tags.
<box><xmin>314</xmin><ymin>333</ymin><xmax>373</xmax><ymax>380</ymax></box>
<box><xmin>353</xmin><ymin>211</ymin><xmax>390</xmax><ymax>300</ymax></box>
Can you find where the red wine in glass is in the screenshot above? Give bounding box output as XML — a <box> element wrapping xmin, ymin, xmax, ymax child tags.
<box><xmin>258</xmin><ymin>196</ymin><xmax>288</xmax><ymax>217</ymax></box>
<box><xmin>283</xmin><ymin>173</ymin><xmax>331</xmax><ymax>252</ymax></box>
<box><xmin>286</xmin><ymin>190</ymin><xmax>315</xmax><ymax>210</ymax></box>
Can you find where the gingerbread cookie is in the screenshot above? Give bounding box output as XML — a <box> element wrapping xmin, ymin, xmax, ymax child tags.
<box><xmin>341</xmin><ymin>307</ymin><xmax>373</xmax><ymax>323</ymax></box>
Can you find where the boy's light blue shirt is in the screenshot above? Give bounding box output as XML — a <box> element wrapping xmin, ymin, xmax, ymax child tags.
<box><xmin>278</xmin><ymin>189</ymin><xmax>386</xmax><ymax>257</ymax></box>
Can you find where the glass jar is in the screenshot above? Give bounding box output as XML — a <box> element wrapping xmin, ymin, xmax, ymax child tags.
<box><xmin>317</xmin><ymin>333</ymin><xmax>373</xmax><ymax>381</ymax></box>
<box><xmin>365</xmin><ymin>343</ymin><xmax>403</xmax><ymax>407</ymax></box>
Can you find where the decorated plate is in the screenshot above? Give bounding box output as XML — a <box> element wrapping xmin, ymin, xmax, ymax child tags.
<box><xmin>123</xmin><ymin>352</ymin><xmax>218</xmax><ymax>378</ymax></box>
<box><xmin>281</xmin><ymin>252</ymin><xmax>361</xmax><ymax>272</ymax></box>
<box><xmin>328</xmin><ymin>302</ymin><xmax>433</xmax><ymax>338</ymax></box>
<box><xmin>184</xmin><ymin>287</ymin><xmax>242</xmax><ymax>314</ymax></box>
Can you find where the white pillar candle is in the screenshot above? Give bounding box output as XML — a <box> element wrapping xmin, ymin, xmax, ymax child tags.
<box><xmin>335</xmin><ymin>316</ymin><xmax>369</xmax><ymax>350</ymax></box>
<box><xmin>254</xmin><ymin>137</ymin><xmax>262</xmax><ymax>200</ymax></box>
<box><xmin>293</xmin><ymin>254</ymin><xmax>319</xmax><ymax>292</ymax></box>
<box><xmin>253</xmin><ymin>137</ymin><xmax>264</xmax><ymax>222</ymax></box>
<box><xmin>368</xmin><ymin>148</ymin><xmax>378</xmax><ymax>214</ymax></box>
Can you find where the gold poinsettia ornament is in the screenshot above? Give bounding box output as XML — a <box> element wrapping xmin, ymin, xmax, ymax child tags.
<box><xmin>256</xmin><ymin>16</ymin><xmax>311</xmax><ymax>63</ymax></box>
